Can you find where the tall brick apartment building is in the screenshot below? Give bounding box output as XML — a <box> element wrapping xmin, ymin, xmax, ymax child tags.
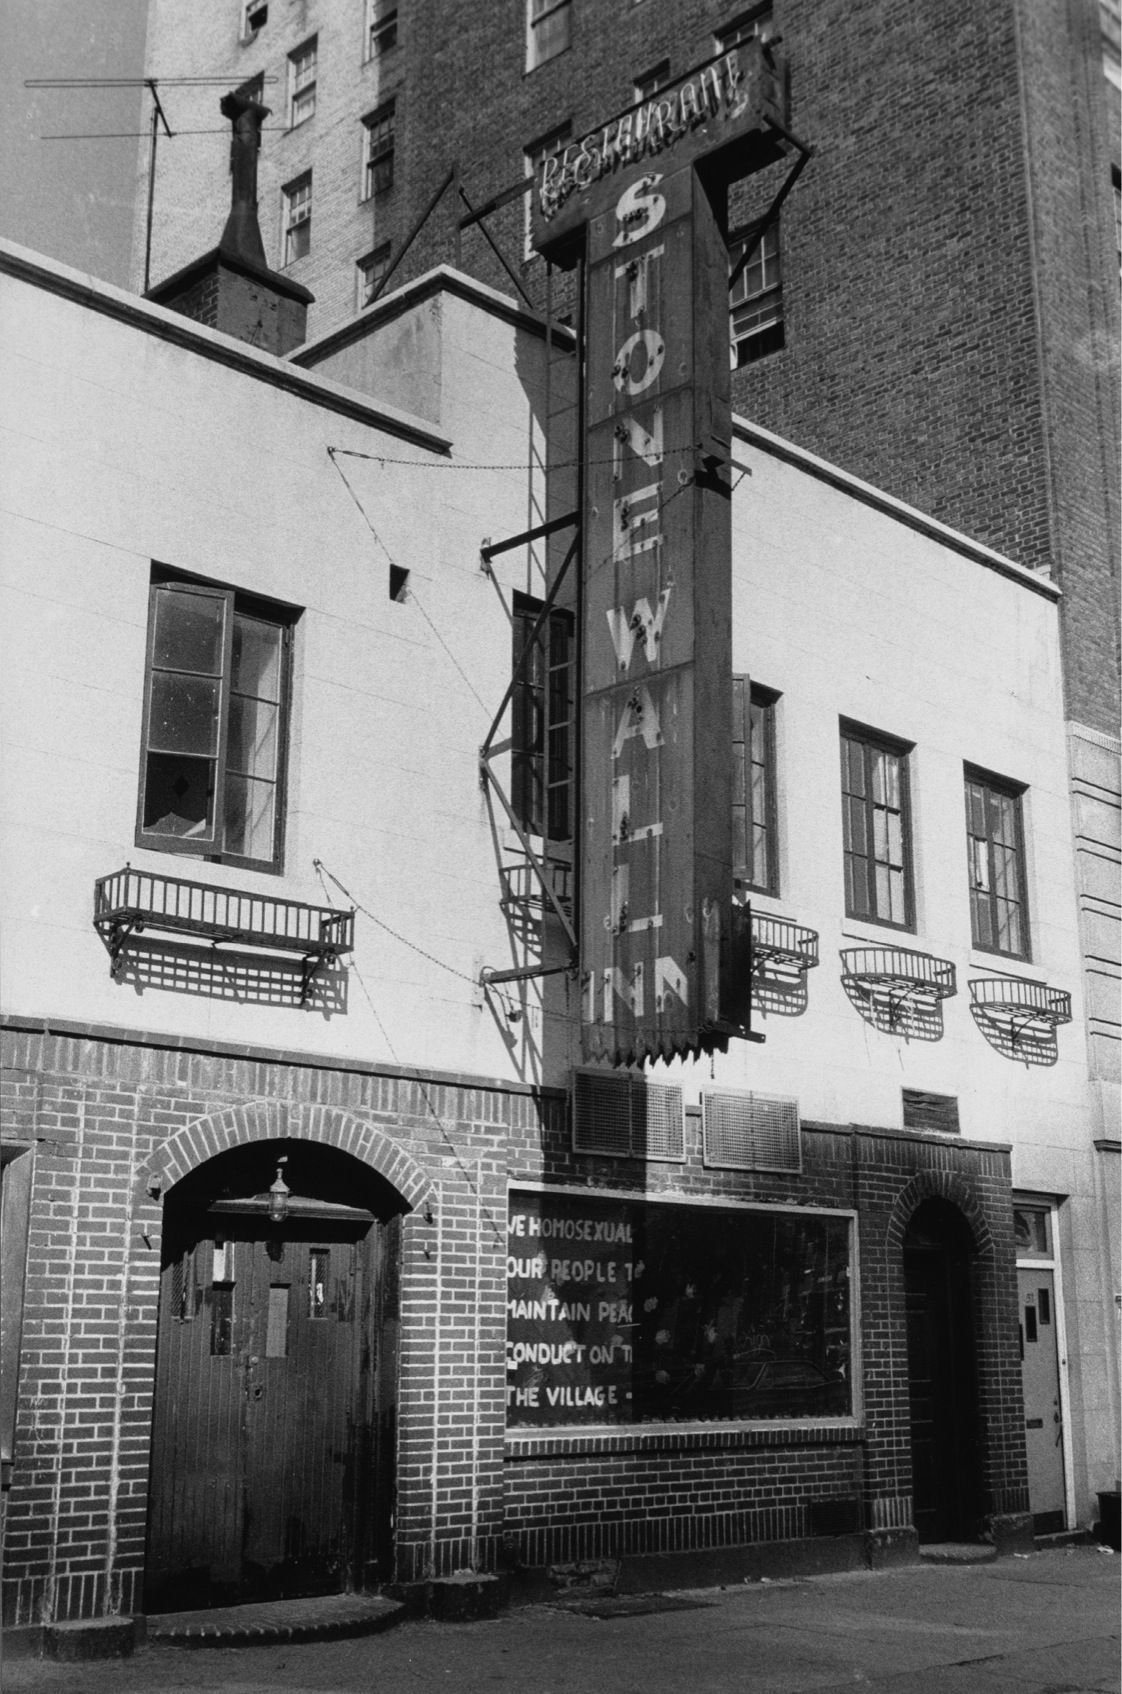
<box><xmin>0</xmin><ymin>0</ymin><xmax>1117</xmax><ymax>1650</ymax></box>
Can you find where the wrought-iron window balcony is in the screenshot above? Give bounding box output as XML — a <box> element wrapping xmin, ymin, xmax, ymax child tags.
<box><xmin>93</xmin><ymin>866</ymin><xmax>354</xmax><ymax>998</ymax></box>
<box><xmin>750</xmin><ymin>912</ymin><xmax>820</xmax><ymax>980</ymax></box>
<box><xmin>840</xmin><ymin>945</ymin><xmax>956</xmax><ymax>1035</ymax></box>
<box><xmin>969</xmin><ymin>976</ymin><xmax>1072</xmax><ymax>1037</ymax></box>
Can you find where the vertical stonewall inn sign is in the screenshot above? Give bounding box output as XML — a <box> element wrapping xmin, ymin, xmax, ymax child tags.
<box><xmin>531</xmin><ymin>40</ymin><xmax>789</xmax><ymax>1065</ymax></box>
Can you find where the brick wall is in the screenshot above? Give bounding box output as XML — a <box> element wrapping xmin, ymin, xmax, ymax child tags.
<box><xmin>1</xmin><ymin>1021</ymin><xmax>1027</xmax><ymax>1625</ymax></box>
<box><xmin>141</xmin><ymin>0</ymin><xmax>1119</xmax><ymax>733</ymax></box>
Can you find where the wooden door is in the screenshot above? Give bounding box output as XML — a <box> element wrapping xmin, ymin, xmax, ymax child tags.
<box><xmin>903</xmin><ymin>1211</ymin><xmax>982</xmax><ymax>1544</ymax></box>
<box><xmin>1018</xmin><ymin>1267</ymin><xmax>1065</xmax><ymax>1534</ymax></box>
<box><xmin>146</xmin><ymin>1206</ymin><xmax>390</xmax><ymax>1611</ymax></box>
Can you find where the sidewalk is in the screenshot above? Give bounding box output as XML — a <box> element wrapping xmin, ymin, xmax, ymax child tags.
<box><xmin>6</xmin><ymin>1547</ymin><xmax>1118</xmax><ymax>1694</ymax></box>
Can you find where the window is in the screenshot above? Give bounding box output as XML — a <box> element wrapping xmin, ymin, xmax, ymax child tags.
<box><xmin>511</xmin><ymin>594</ymin><xmax>574</xmax><ymax>841</ymax></box>
<box><xmin>715</xmin><ymin>3</ymin><xmax>773</xmax><ymax>52</ymax></box>
<box><xmin>357</xmin><ymin>241</ymin><xmax>392</xmax><ymax>308</ymax></box>
<box><xmin>363</xmin><ymin>102</ymin><xmax>395</xmax><ymax>198</ymax></box>
<box><xmin>965</xmin><ymin>768</ymin><xmax>1030</xmax><ymax>958</ymax></box>
<box><xmin>283</xmin><ymin>172</ymin><xmax>312</xmax><ymax>263</ymax></box>
<box><xmin>243</xmin><ymin>0</ymin><xmax>267</xmax><ymax>40</ymax></box>
<box><xmin>508</xmin><ymin>1189</ymin><xmax>853</xmax><ymax>1427</ymax></box>
<box><xmin>288</xmin><ymin>38</ymin><xmax>317</xmax><ymax>128</ymax></box>
<box><xmin>634</xmin><ymin>59</ymin><xmax>671</xmax><ymax>102</ymax></box>
<box><xmin>840</xmin><ymin>724</ymin><xmax>913</xmax><ymax>928</ymax></box>
<box><xmin>136</xmin><ymin>571</ymin><xmax>295</xmax><ymax>870</ymax></box>
<box><xmin>527</xmin><ymin>0</ymin><xmax>571</xmax><ymax>69</ymax></box>
<box><xmin>729</xmin><ymin>220</ymin><xmax>784</xmax><ymax>366</ymax></box>
<box><xmin>732</xmin><ymin>678</ymin><xmax>777</xmax><ymax>896</ymax></box>
<box><xmin>524</xmin><ymin>120</ymin><xmax>571</xmax><ymax>257</ymax></box>
<box><xmin>367</xmin><ymin>1</ymin><xmax>398</xmax><ymax>57</ymax></box>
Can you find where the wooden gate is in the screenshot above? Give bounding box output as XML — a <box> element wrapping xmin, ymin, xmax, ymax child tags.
<box><xmin>146</xmin><ymin>1187</ymin><xmax>397</xmax><ymax>1612</ymax></box>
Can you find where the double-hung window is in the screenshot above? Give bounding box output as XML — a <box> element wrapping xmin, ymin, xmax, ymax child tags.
<box><xmin>715</xmin><ymin>3</ymin><xmax>773</xmax><ymax>53</ymax></box>
<box><xmin>511</xmin><ymin>593</ymin><xmax>574</xmax><ymax>842</ymax></box>
<box><xmin>964</xmin><ymin>768</ymin><xmax>1030</xmax><ymax>958</ymax></box>
<box><xmin>367</xmin><ymin>1</ymin><xmax>398</xmax><ymax>58</ymax></box>
<box><xmin>136</xmin><ymin>572</ymin><xmax>295</xmax><ymax>870</ymax></box>
<box><xmin>363</xmin><ymin>103</ymin><xmax>395</xmax><ymax>198</ymax></box>
<box><xmin>357</xmin><ymin>241</ymin><xmax>392</xmax><ymax>309</ymax></box>
<box><xmin>729</xmin><ymin>219</ymin><xmax>784</xmax><ymax>366</ymax></box>
<box><xmin>732</xmin><ymin>678</ymin><xmax>778</xmax><ymax>896</ymax></box>
<box><xmin>634</xmin><ymin>59</ymin><xmax>671</xmax><ymax>102</ymax></box>
<box><xmin>527</xmin><ymin>0</ymin><xmax>571</xmax><ymax>70</ymax></box>
<box><xmin>282</xmin><ymin>173</ymin><xmax>312</xmax><ymax>264</ymax></box>
<box><xmin>524</xmin><ymin>121</ymin><xmax>571</xmax><ymax>257</ymax></box>
<box><xmin>288</xmin><ymin>38</ymin><xmax>317</xmax><ymax>127</ymax></box>
<box><xmin>840</xmin><ymin>724</ymin><xmax>913</xmax><ymax>928</ymax></box>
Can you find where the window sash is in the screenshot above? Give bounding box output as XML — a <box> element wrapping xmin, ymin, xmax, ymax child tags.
<box><xmin>512</xmin><ymin>598</ymin><xmax>574</xmax><ymax>842</ymax></box>
<box><xmin>137</xmin><ymin>579</ymin><xmax>291</xmax><ymax>869</ymax></box>
<box><xmin>527</xmin><ymin>0</ymin><xmax>571</xmax><ymax>68</ymax></box>
<box><xmin>965</xmin><ymin>774</ymin><xmax>1029</xmax><ymax>957</ymax></box>
<box><xmin>284</xmin><ymin>177</ymin><xmax>312</xmax><ymax>263</ymax></box>
<box><xmin>364</xmin><ymin>108</ymin><xmax>395</xmax><ymax>197</ymax></box>
<box><xmin>358</xmin><ymin>243</ymin><xmax>392</xmax><ymax>307</ymax></box>
<box><xmin>368</xmin><ymin>4</ymin><xmax>397</xmax><ymax>55</ymax></box>
<box><xmin>840</xmin><ymin>730</ymin><xmax>912</xmax><ymax>927</ymax></box>
<box><xmin>289</xmin><ymin>41</ymin><xmax>316</xmax><ymax>126</ymax></box>
<box><xmin>733</xmin><ymin>679</ymin><xmax>777</xmax><ymax>895</ymax></box>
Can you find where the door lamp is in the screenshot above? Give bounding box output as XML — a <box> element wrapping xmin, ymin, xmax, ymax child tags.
<box><xmin>267</xmin><ymin>1157</ymin><xmax>290</xmax><ymax>1224</ymax></box>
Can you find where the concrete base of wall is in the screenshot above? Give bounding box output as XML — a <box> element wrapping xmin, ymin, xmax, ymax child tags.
<box><xmin>47</xmin><ymin>1617</ymin><xmax>141</xmax><ymax>1660</ymax></box>
<box><xmin>865</xmin><ymin>1527</ymin><xmax>921</xmax><ymax>1569</ymax></box>
<box><xmin>395</xmin><ymin>1572</ymin><xmax>508</xmax><ymax>1621</ymax></box>
<box><xmin>988</xmin><ymin>1513</ymin><xmax>1035</xmax><ymax>1555</ymax></box>
<box><xmin>505</xmin><ymin>1534</ymin><xmax>874</xmax><ymax>1604</ymax></box>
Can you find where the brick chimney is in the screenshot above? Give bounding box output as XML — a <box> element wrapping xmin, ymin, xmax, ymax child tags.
<box><xmin>147</xmin><ymin>90</ymin><xmax>313</xmax><ymax>355</ymax></box>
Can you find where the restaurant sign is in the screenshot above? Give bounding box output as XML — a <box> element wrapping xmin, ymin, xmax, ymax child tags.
<box><xmin>531</xmin><ymin>38</ymin><xmax>787</xmax><ymax>1064</ymax></box>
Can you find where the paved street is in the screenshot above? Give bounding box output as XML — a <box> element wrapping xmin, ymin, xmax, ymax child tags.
<box><xmin>7</xmin><ymin>1548</ymin><xmax>1119</xmax><ymax>1694</ymax></box>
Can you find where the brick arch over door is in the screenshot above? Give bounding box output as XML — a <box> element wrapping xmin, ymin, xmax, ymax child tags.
<box><xmin>143</xmin><ymin>1100</ymin><xmax>436</xmax><ymax>1212</ymax></box>
<box><xmin>885</xmin><ymin>1169</ymin><xmax>995</xmax><ymax>1258</ymax></box>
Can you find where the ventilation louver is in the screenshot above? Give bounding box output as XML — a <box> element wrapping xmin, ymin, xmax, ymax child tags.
<box><xmin>572</xmin><ymin>1070</ymin><xmax>684</xmax><ymax>1161</ymax></box>
<box><xmin>701</xmin><ymin>1089</ymin><xmax>801</xmax><ymax>1172</ymax></box>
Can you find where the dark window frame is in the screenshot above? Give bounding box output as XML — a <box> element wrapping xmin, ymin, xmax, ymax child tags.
<box><xmin>733</xmin><ymin>677</ymin><xmax>779</xmax><ymax>897</ymax></box>
<box><xmin>839</xmin><ymin>720</ymin><xmax>915</xmax><ymax>931</ymax></box>
<box><xmin>287</xmin><ymin>35</ymin><xmax>317</xmax><ymax>129</ymax></box>
<box><xmin>357</xmin><ymin>239</ymin><xmax>392</xmax><ymax>307</ymax></box>
<box><xmin>362</xmin><ymin>101</ymin><xmax>396</xmax><ymax>200</ymax></box>
<box><xmin>282</xmin><ymin>170</ymin><xmax>312</xmax><ymax>265</ymax></box>
<box><xmin>367</xmin><ymin>1</ymin><xmax>398</xmax><ymax>59</ymax></box>
<box><xmin>511</xmin><ymin>591</ymin><xmax>575</xmax><ymax>844</ymax></box>
<box><xmin>729</xmin><ymin>218</ymin><xmax>784</xmax><ymax>367</ymax></box>
<box><xmin>527</xmin><ymin>0</ymin><xmax>572</xmax><ymax>71</ymax></box>
<box><xmin>964</xmin><ymin>764</ymin><xmax>1031</xmax><ymax>961</ymax></box>
<box><xmin>134</xmin><ymin>567</ymin><xmax>296</xmax><ymax>876</ymax></box>
<box><xmin>714</xmin><ymin>2</ymin><xmax>773</xmax><ymax>52</ymax></box>
<box><xmin>634</xmin><ymin>58</ymin><xmax>671</xmax><ymax>101</ymax></box>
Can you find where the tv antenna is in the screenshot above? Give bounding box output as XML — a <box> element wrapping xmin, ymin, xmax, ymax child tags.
<box><xmin>26</xmin><ymin>76</ymin><xmax>278</xmax><ymax>290</ymax></box>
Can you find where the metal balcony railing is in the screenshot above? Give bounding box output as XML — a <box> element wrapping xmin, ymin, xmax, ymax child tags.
<box><xmin>750</xmin><ymin>912</ymin><xmax>820</xmax><ymax>978</ymax></box>
<box><xmin>93</xmin><ymin>866</ymin><xmax>354</xmax><ymax>996</ymax></box>
<box><xmin>840</xmin><ymin>945</ymin><xmax>957</xmax><ymax>1032</ymax></box>
<box><xmin>969</xmin><ymin>975</ymin><xmax>1072</xmax><ymax>1030</ymax></box>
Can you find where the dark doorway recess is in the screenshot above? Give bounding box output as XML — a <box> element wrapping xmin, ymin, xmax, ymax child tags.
<box><xmin>145</xmin><ymin>1139</ymin><xmax>403</xmax><ymax>1613</ymax></box>
<box><xmin>903</xmin><ymin>1199</ymin><xmax>983</xmax><ymax>1543</ymax></box>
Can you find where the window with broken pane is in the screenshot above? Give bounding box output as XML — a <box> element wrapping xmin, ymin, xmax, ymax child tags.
<box><xmin>965</xmin><ymin>768</ymin><xmax>1030</xmax><ymax>959</ymax></box>
<box><xmin>840</xmin><ymin>724</ymin><xmax>913</xmax><ymax>929</ymax></box>
<box><xmin>137</xmin><ymin>572</ymin><xmax>295</xmax><ymax>870</ymax></box>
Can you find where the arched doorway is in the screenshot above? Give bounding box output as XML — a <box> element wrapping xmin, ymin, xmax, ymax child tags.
<box><xmin>145</xmin><ymin>1139</ymin><xmax>404</xmax><ymax>1612</ymax></box>
<box><xmin>903</xmin><ymin>1198</ymin><xmax>983</xmax><ymax>1543</ymax></box>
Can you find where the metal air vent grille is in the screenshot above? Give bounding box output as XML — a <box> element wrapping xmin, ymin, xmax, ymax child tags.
<box><xmin>573</xmin><ymin>1071</ymin><xmax>685</xmax><ymax>1161</ymax></box>
<box><xmin>701</xmin><ymin>1089</ymin><xmax>801</xmax><ymax>1172</ymax></box>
